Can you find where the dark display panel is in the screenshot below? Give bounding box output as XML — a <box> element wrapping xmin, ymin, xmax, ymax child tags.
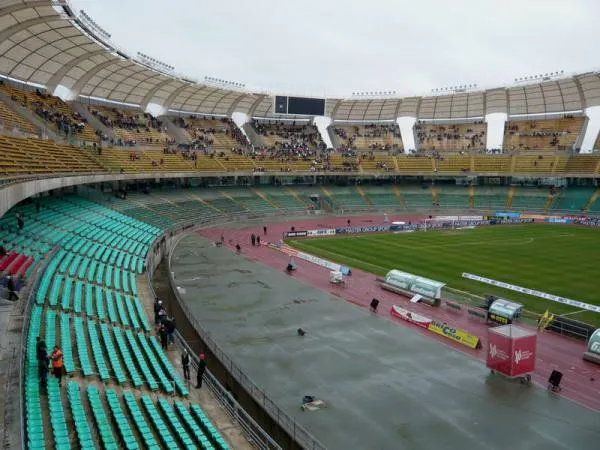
<box><xmin>274</xmin><ymin>96</ymin><xmax>325</xmax><ymax>115</ymax></box>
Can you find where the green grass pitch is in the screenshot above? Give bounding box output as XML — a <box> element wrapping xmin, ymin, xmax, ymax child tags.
<box><xmin>287</xmin><ymin>224</ymin><xmax>600</xmax><ymax>326</ymax></box>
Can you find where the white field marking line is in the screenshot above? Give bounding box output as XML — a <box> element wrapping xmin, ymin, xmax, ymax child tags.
<box><xmin>376</xmin><ymin>236</ymin><xmax>535</xmax><ymax>250</ymax></box>
<box><xmin>384</xmin><ymin>230</ymin><xmax>578</xmax><ymax>250</ymax></box>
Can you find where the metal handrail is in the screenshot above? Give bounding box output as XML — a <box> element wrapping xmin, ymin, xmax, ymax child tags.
<box><xmin>17</xmin><ymin>245</ymin><xmax>59</xmax><ymax>450</ymax></box>
<box><xmin>165</xmin><ymin>231</ymin><xmax>328</xmax><ymax>450</ymax></box>
<box><xmin>143</xmin><ymin>219</ymin><xmax>287</xmax><ymax>449</ymax></box>
<box><xmin>136</xmin><ymin>208</ymin><xmax>327</xmax><ymax>450</ymax></box>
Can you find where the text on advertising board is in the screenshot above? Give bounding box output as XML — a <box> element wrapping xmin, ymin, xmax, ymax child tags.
<box><xmin>427</xmin><ymin>321</ymin><xmax>480</xmax><ymax>349</ymax></box>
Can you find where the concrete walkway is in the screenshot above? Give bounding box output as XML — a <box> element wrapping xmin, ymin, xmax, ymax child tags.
<box><xmin>136</xmin><ymin>274</ymin><xmax>253</xmax><ymax>450</ymax></box>
<box><xmin>171</xmin><ymin>234</ymin><xmax>600</xmax><ymax>450</ymax></box>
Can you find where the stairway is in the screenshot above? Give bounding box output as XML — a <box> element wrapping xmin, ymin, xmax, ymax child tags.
<box><xmin>392</xmin><ymin>185</ymin><xmax>406</xmax><ymax>208</ymax></box>
<box><xmin>0</xmin><ymin>89</ymin><xmax>58</xmax><ymax>140</ymax></box>
<box><xmin>243</xmin><ymin>123</ymin><xmax>263</xmax><ymax>147</ymax></box>
<box><xmin>355</xmin><ymin>186</ymin><xmax>372</xmax><ymax>207</ymax></box>
<box><xmin>71</xmin><ymin>102</ymin><xmax>116</xmax><ymax>141</ymax></box>
<box><xmin>284</xmin><ymin>187</ymin><xmax>310</xmax><ymax>207</ymax></box>
<box><xmin>161</xmin><ymin>116</ymin><xmax>191</xmax><ymax>145</ymax></box>
<box><xmin>251</xmin><ymin>188</ymin><xmax>280</xmax><ymax>209</ymax></box>
<box><xmin>506</xmin><ymin>186</ymin><xmax>515</xmax><ymax>207</ymax></box>
<box><xmin>583</xmin><ymin>187</ymin><xmax>600</xmax><ymax>211</ymax></box>
<box><xmin>469</xmin><ymin>185</ymin><xmax>475</xmax><ymax>208</ymax></box>
<box><xmin>217</xmin><ymin>190</ymin><xmax>249</xmax><ymax>211</ymax></box>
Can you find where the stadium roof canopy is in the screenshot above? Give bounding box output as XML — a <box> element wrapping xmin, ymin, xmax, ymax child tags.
<box><xmin>1</xmin><ymin>0</ymin><xmax>600</xmax><ymax>120</ymax></box>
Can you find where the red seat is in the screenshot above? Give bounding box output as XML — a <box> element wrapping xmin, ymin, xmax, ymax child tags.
<box><xmin>8</xmin><ymin>254</ymin><xmax>26</xmax><ymax>275</ymax></box>
<box><xmin>16</xmin><ymin>256</ymin><xmax>34</xmax><ymax>278</ymax></box>
<box><xmin>0</xmin><ymin>252</ymin><xmax>17</xmax><ymax>271</ymax></box>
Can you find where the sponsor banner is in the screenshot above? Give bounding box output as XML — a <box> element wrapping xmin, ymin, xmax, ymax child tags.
<box><xmin>390</xmin><ymin>305</ymin><xmax>432</xmax><ymax>329</ymax></box>
<box><xmin>495</xmin><ymin>212</ymin><xmax>521</xmax><ymax>218</ymax></box>
<box><xmin>284</xmin><ymin>231</ymin><xmax>308</xmax><ymax>238</ymax></box>
<box><xmin>463</xmin><ymin>273</ymin><xmax>600</xmax><ymax>313</ymax></box>
<box><xmin>307</xmin><ymin>228</ymin><xmax>336</xmax><ymax>237</ymax></box>
<box><xmin>520</xmin><ymin>214</ymin><xmax>547</xmax><ymax>220</ymax></box>
<box><xmin>335</xmin><ymin>225</ymin><xmax>391</xmax><ymax>234</ymax></box>
<box><xmin>459</xmin><ymin>215</ymin><xmax>484</xmax><ymax>221</ymax></box>
<box><xmin>545</xmin><ymin>218</ymin><xmax>572</xmax><ymax>224</ymax></box>
<box><xmin>511</xmin><ymin>334</ymin><xmax>537</xmax><ymax>376</ymax></box>
<box><xmin>427</xmin><ymin>321</ymin><xmax>480</xmax><ymax>349</ymax></box>
<box><xmin>432</xmin><ymin>216</ymin><xmax>459</xmax><ymax>221</ymax></box>
<box><xmin>296</xmin><ymin>251</ymin><xmax>351</xmax><ymax>275</ymax></box>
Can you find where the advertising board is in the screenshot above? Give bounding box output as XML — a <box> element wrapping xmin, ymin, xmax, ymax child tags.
<box><xmin>284</xmin><ymin>231</ymin><xmax>308</xmax><ymax>237</ymax></box>
<box><xmin>335</xmin><ymin>225</ymin><xmax>391</xmax><ymax>234</ymax></box>
<box><xmin>511</xmin><ymin>334</ymin><xmax>536</xmax><ymax>376</ymax></box>
<box><xmin>486</xmin><ymin>330</ymin><xmax>512</xmax><ymax>375</ymax></box>
<box><xmin>307</xmin><ymin>229</ymin><xmax>336</xmax><ymax>237</ymax></box>
<box><xmin>495</xmin><ymin>212</ymin><xmax>521</xmax><ymax>218</ymax></box>
<box><xmin>390</xmin><ymin>305</ymin><xmax>432</xmax><ymax>329</ymax></box>
<box><xmin>427</xmin><ymin>321</ymin><xmax>480</xmax><ymax>349</ymax></box>
<box><xmin>463</xmin><ymin>273</ymin><xmax>600</xmax><ymax>313</ymax></box>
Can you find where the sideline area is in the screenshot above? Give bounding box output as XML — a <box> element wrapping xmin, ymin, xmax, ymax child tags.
<box><xmin>171</xmin><ymin>232</ymin><xmax>600</xmax><ymax>450</ymax></box>
<box><xmin>198</xmin><ymin>214</ymin><xmax>600</xmax><ymax>412</ymax></box>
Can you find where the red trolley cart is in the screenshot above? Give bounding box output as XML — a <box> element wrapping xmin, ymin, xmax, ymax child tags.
<box><xmin>486</xmin><ymin>324</ymin><xmax>537</xmax><ymax>384</ymax></box>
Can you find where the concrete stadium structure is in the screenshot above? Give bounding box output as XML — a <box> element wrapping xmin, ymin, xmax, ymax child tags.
<box><xmin>1</xmin><ymin>2</ymin><xmax>600</xmax><ymax>450</ymax></box>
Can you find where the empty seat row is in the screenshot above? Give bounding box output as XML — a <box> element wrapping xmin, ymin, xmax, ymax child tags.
<box><xmin>66</xmin><ymin>382</ymin><xmax>95</xmax><ymax>449</ymax></box>
<box><xmin>105</xmin><ymin>389</ymin><xmax>140</xmax><ymax>450</ymax></box>
<box><xmin>25</xmin><ymin>307</ymin><xmax>45</xmax><ymax>449</ymax></box>
<box><xmin>47</xmin><ymin>379</ymin><xmax>71</xmax><ymax>450</ymax></box>
<box><xmin>86</xmin><ymin>385</ymin><xmax>119</xmax><ymax>449</ymax></box>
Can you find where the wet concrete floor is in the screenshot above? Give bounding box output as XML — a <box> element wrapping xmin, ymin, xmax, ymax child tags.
<box><xmin>171</xmin><ymin>234</ymin><xmax>600</xmax><ymax>450</ymax></box>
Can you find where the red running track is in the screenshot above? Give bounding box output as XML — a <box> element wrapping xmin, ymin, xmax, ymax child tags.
<box><xmin>199</xmin><ymin>214</ymin><xmax>600</xmax><ymax>412</ymax></box>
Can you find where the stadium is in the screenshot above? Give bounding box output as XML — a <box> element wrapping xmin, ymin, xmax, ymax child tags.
<box><xmin>0</xmin><ymin>0</ymin><xmax>600</xmax><ymax>449</ymax></box>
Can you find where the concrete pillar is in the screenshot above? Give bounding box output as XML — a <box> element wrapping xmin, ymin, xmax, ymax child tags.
<box><xmin>396</xmin><ymin>117</ymin><xmax>416</xmax><ymax>153</ymax></box>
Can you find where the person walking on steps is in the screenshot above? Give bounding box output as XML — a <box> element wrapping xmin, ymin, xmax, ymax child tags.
<box><xmin>37</xmin><ymin>339</ymin><xmax>49</xmax><ymax>393</ymax></box>
<box><xmin>182</xmin><ymin>350</ymin><xmax>190</xmax><ymax>382</ymax></box>
<box><xmin>196</xmin><ymin>353</ymin><xmax>207</xmax><ymax>388</ymax></box>
<box><xmin>263</xmin><ymin>225</ymin><xmax>267</xmax><ymax>235</ymax></box>
<box><xmin>159</xmin><ymin>323</ymin><xmax>168</xmax><ymax>350</ymax></box>
<box><xmin>50</xmin><ymin>345</ymin><xmax>64</xmax><ymax>386</ymax></box>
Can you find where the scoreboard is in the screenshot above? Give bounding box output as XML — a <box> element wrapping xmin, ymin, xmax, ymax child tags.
<box><xmin>274</xmin><ymin>96</ymin><xmax>325</xmax><ymax>116</ymax></box>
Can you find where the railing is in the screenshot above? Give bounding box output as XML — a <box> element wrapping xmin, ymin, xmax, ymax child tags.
<box><xmin>141</xmin><ymin>214</ymin><xmax>328</xmax><ymax>450</ymax></box>
<box><xmin>16</xmin><ymin>245</ymin><xmax>59</xmax><ymax>450</ymax></box>
<box><xmin>167</xmin><ymin>245</ymin><xmax>328</xmax><ymax>450</ymax></box>
<box><xmin>143</xmin><ymin>221</ymin><xmax>287</xmax><ymax>450</ymax></box>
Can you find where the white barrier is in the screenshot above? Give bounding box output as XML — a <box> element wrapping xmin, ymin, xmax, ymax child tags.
<box><xmin>462</xmin><ymin>273</ymin><xmax>600</xmax><ymax>313</ymax></box>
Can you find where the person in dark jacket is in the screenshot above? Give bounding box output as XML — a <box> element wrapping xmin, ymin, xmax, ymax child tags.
<box><xmin>182</xmin><ymin>350</ymin><xmax>190</xmax><ymax>381</ymax></box>
<box><xmin>37</xmin><ymin>344</ymin><xmax>49</xmax><ymax>393</ymax></box>
<box><xmin>153</xmin><ymin>299</ymin><xmax>162</xmax><ymax>324</ymax></box>
<box><xmin>164</xmin><ymin>317</ymin><xmax>176</xmax><ymax>344</ymax></box>
<box><xmin>7</xmin><ymin>275</ymin><xmax>18</xmax><ymax>301</ymax></box>
<box><xmin>159</xmin><ymin>324</ymin><xmax>168</xmax><ymax>350</ymax></box>
<box><xmin>196</xmin><ymin>353</ymin><xmax>207</xmax><ymax>388</ymax></box>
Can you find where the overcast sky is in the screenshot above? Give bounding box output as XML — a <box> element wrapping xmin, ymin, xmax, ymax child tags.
<box><xmin>69</xmin><ymin>0</ymin><xmax>600</xmax><ymax>98</ymax></box>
